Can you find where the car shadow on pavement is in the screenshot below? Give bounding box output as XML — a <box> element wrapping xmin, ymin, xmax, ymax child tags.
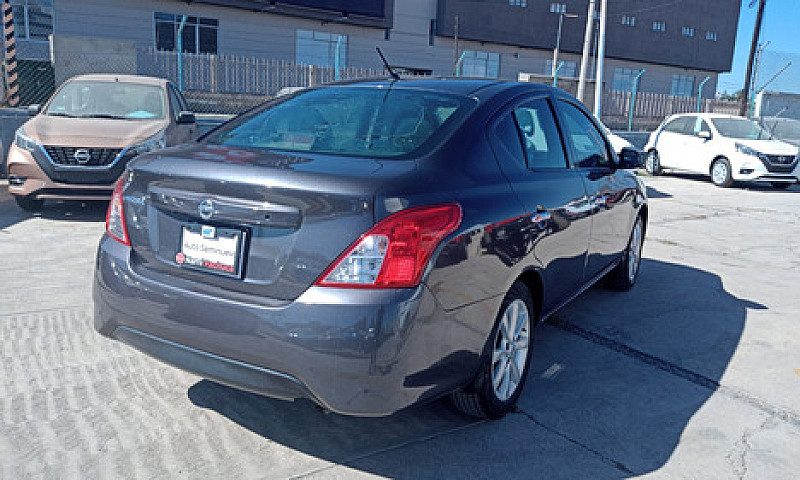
<box><xmin>0</xmin><ymin>198</ymin><xmax>107</xmax><ymax>230</ymax></box>
<box><xmin>188</xmin><ymin>258</ymin><xmax>763</xmax><ymax>479</ymax></box>
<box><xmin>645</xmin><ymin>185</ymin><xmax>672</xmax><ymax>198</ymax></box>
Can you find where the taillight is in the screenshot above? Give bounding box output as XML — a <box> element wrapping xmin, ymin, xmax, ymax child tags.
<box><xmin>315</xmin><ymin>203</ymin><xmax>462</xmax><ymax>289</ymax></box>
<box><xmin>106</xmin><ymin>177</ymin><xmax>130</xmax><ymax>246</ymax></box>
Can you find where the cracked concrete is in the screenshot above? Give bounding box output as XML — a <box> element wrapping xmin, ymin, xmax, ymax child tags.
<box><xmin>2</xmin><ymin>174</ymin><xmax>800</xmax><ymax>479</ymax></box>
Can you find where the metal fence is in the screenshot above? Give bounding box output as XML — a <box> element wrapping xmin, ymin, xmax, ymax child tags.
<box><xmin>603</xmin><ymin>90</ymin><xmax>740</xmax><ymax>130</ymax></box>
<box><xmin>137</xmin><ymin>49</ymin><xmax>385</xmax><ymax>97</ymax></box>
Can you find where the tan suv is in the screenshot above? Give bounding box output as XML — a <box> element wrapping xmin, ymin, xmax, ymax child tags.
<box><xmin>6</xmin><ymin>74</ymin><xmax>197</xmax><ymax>210</ymax></box>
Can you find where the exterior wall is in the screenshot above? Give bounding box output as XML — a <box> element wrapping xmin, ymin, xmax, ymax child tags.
<box><xmin>49</xmin><ymin>0</ymin><xmax>726</xmax><ymax>99</ymax></box>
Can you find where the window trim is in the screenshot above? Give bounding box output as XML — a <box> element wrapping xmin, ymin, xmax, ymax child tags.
<box><xmin>153</xmin><ymin>12</ymin><xmax>219</xmax><ymax>55</ymax></box>
<box><xmin>12</xmin><ymin>0</ymin><xmax>54</xmax><ymax>43</ymax></box>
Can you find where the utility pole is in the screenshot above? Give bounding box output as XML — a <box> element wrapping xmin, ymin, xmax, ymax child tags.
<box><xmin>577</xmin><ymin>0</ymin><xmax>596</xmax><ymax>103</ymax></box>
<box><xmin>453</xmin><ymin>15</ymin><xmax>459</xmax><ymax>76</ymax></box>
<box><xmin>740</xmin><ymin>0</ymin><xmax>766</xmax><ymax>116</ymax></box>
<box><xmin>592</xmin><ymin>0</ymin><xmax>607</xmax><ymax>118</ymax></box>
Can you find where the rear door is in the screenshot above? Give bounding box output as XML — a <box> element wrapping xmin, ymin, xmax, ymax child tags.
<box><xmin>487</xmin><ymin>95</ymin><xmax>590</xmax><ymax>308</ymax></box>
<box><xmin>654</xmin><ymin>116</ymin><xmax>693</xmax><ymax>169</ymax></box>
<box><xmin>555</xmin><ymin>99</ymin><xmax>633</xmax><ymax>280</ymax></box>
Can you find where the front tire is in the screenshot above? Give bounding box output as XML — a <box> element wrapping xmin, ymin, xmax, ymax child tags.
<box><xmin>605</xmin><ymin>214</ymin><xmax>645</xmax><ymax>291</ymax></box>
<box><xmin>14</xmin><ymin>194</ymin><xmax>44</xmax><ymax>212</ymax></box>
<box><xmin>710</xmin><ymin>158</ymin><xmax>734</xmax><ymax>187</ymax></box>
<box><xmin>451</xmin><ymin>281</ymin><xmax>534</xmax><ymax>419</ymax></box>
<box><xmin>645</xmin><ymin>149</ymin><xmax>662</xmax><ymax>175</ymax></box>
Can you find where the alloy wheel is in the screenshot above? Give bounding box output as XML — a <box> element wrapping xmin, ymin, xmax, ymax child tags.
<box><xmin>491</xmin><ymin>299</ymin><xmax>530</xmax><ymax>402</ymax></box>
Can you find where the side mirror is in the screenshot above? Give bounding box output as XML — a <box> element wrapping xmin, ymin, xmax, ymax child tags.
<box><xmin>176</xmin><ymin>110</ymin><xmax>196</xmax><ymax>125</ymax></box>
<box><xmin>618</xmin><ymin>147</ymin><xmax>643</xmax><ymax>169</ymax></box>
<box><xmin>697</xmin><ymin>130</ymin><xmax>712</xmax><ymax>140</ymax></box>
<box><xmin>27</xmin><ymin>104</ymin><xmax>41</xmax><ymax>115</ymax></box>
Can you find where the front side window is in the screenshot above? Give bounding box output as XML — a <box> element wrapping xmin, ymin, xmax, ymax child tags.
<box><xmin>558</xmin><ymin>101</ymin><xmax>610</xmax><ymax>168</ymax></box>
<box><xmin>205</xmin><ymin>87</ymin><xmax>474</xmax><ymax>158</ymax></box>
<box><xmin>711</xmin><ymin>118</ymin><xmax>773</xmax><ymax>140</ymax></box>
<box><xmin>45</xmin><ymin>81</ymin><xmax>166</xmax><ymax>120</ymax></box>
<box><xmin>155</xmin><ymin>13</ymin><xmax>218</xmax><ymax>54</ymax></box>
<box><xmin>11</xmin><ymin>0</ymin><xmax>53</xmax><ymax>41</ymax></box>
<box><xmin>513</xmin><ymin>99</ymin><xmax>567</xmax><ymax>169</ymax></box>
<box><xmin>296</xmin><ymin>30</ymin><xmax>347</xmax><ymax>68</ymax></box>
<box><xmin>460</xmin><ymin>50</ymin><xmax>500</xmax><ymax>78</ymax></box>
<box><xmin>671</xmin><ymin>74</ymin><xmax>695</xmax><ymax>97</ymax></box>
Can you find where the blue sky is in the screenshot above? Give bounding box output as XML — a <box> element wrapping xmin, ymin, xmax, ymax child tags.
<box><xmin>717</xmin><ymin>0</ymin><xmax>800</xmax><ymax>95</ymax></box>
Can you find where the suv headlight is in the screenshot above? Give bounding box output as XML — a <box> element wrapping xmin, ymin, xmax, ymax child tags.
<box><xmin>735</xmin><ymin>142</ymin><xmax>763</xmax><ymax>159</ymax></box>
<box><xmin>128</xmin><ymin>130</ymin><xmax>166</xmax><ymax>156</ymax></box>
<box><xmin>14</xmin><ymin>127</ymin><xmax>40</xmax><ymax>152</ymax></box>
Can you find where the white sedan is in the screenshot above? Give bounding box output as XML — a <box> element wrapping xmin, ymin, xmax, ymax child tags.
<box><xmin>644</xmin><ymin>113</ymin><xmax>799</xmax><ymax>188</ymax></box>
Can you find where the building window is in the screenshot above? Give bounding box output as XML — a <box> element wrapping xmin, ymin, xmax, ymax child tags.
<box><xmin>652</xmin><ymin>21</ymin><xmax>666</xmax><ymax>32</ymax></box>
<box><xmin>682</xmin><ymin>27</ymin><xmax>695</xmax><ymax>37</ymax></box>
<box><xmin>545</xmin><ymin>60</ymin><xmax>577</xmax><ymax>78</ymax></box>
<box><xmin>612</xmin><ymin>68</ymin><xmax>642</xmax><ymax>92</ymax></box>
<box><xmin>155</xmin><ymin>13</ymin><xmax>218</xmax><ymax>54</ymax></box>
<box><xmin>549</xmin><ymin>3</ymin><xmax>566</xmax><ymax>14</ymax></box>
<box><xmin>11</xmin><ymin>0</ymin><xmax>53</xmax><ymax>41</ymax></box>
<box><xmin>509</xmin><ymin>0</ymin><xmax>527</xmax><ymax>6</ymax></box>
<box><xmin>296</xmin><ymin>30</ymin><xmax>347</xmax><ymax>68</ymax></box>
<box><xmin>621</xmin><ymin>15</ymin><xmax>636</xmax><ymax>26</ymax></box>
<box><xmin>460</xmin><ymin>50</ymin><xmax>500</xmax><ymax>79</ymax></box>
<box><xmin>671</xmin><ymin>74</ymin><xmax>695</xmax><ymax>97</ymax></box>
<box><xmin>429</xmin><ymin>19</ymin><xmax>436</xmax><ymax>46</ymax></box>
<box><xmin>706</xmin><ymin>31</ymin><xmax>717</xmax><ymax>41</ymax></box>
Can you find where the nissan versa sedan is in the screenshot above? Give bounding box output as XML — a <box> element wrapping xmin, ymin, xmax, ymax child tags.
<box><xmin>94</xmin><ymin>79</ymin><xmax>647</xmax><ymax>419</ymax></box>
<box><xmin>644</xmin><ymin>113</ymin><xmax>800</xmax><ymax>188</ymax></box>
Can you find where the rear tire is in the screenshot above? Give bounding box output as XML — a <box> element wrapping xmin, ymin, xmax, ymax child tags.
<box><xmin>771</xmin><ymin>182</ymin><xmax>792</xmax><ymax>190</ymax></box>
<box><xmin>14</xmin><ymin>195</ymin><xmax>44</xmax><ymax>212</ymax></box>
<box><xmin>450</xmin><ymin>281</ymin><xmax>534</xmax><ymax>419</ymax></box>
<box><xmin>710</xmin><ymin>158</ymin><xmax>734</xmax><ymax>187</ymax></box>
<box><xmin>645</xmin><ymin>150</ymin><xmax>662</xmax><ymax>175</ymax></box>
<box><xmin>605</xmin><ymin>214</ymin><xmax>645</xmax><ymax>291</ymax></box>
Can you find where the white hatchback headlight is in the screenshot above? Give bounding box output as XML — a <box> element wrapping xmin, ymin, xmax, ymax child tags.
<box><xmin>735</xmin><ymin>142</ymin><xmax>763</xmax><ymax>159</ymax></box>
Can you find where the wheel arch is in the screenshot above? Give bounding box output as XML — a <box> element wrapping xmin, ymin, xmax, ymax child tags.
<box><xmin>517</xmin><ymin>268</ymin><xmax>544</xmax><ymax>324</ymax></box>
<box><xmin>709</xmin><ymin>155</ymin><xmax>729</xmax><ymax>175</ymax></box>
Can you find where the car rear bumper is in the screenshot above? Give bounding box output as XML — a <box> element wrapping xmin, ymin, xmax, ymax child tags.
<box><xmin>93</xmin><ymin>235</ymin><xmax>490</xmax><ymax>416</ymax></box>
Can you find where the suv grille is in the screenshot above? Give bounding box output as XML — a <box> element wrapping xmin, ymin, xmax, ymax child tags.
<box><xmin>762</xmin><ymin>154</ymin><xmax>798</xmax><ymax>173</ymax></box>
<box><xmin>43</xmin><ymin>146</ymin><xmax>123</xmax><ymax>167</ymax></box>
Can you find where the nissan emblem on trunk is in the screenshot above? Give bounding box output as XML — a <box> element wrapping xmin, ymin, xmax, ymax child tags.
<box><xmin>198</xmin><ymin>199</ymin><xmax>215</xmax><ymax>220</ymax></box>
<box><xmin>73</xmin><ymin>149</ymin><xmax>91</xmax><ymax>165</ymax></box>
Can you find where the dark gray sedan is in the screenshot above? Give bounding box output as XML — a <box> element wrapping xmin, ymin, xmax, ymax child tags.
<box><xmin>94</xmin><ymin>79</ymin><xmax>647</xmax><ymax>418</ymax></box>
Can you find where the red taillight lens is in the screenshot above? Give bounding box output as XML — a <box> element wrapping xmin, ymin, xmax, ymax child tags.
<box><xmin>315</xmin><ymin>203</ymin><xmax>462</xmax><ymax>289</ymax></box>
<box><xmin>106</xmin><ymin>177</ymin><xmax>130</xmax><ymax>246</ymax></box>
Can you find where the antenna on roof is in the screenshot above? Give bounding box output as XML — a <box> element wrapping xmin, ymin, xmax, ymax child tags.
<box><xmin>376</xmin><ymin>47</ymin><xmax>400</xmax><ymax>81</ymax></box>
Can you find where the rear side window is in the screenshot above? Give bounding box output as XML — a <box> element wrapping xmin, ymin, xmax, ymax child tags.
<box><xmin>206</xmin><ymin>87</ymin><xmax>474</xmax><ymax>158</ymax></box>
<box><xmin>663</xmin><ymin>116</ymin><xmax>693</xmax><ymax>135</ymax></box>
<box><xmin>557</xmin><ymin>100</ymin><xmax>610</xmax><ymax>168</ymax></box>
<box><xmin>512</xmin><ymin>99</ymin><xmax>567</xmax><ymax>169</ymax></box>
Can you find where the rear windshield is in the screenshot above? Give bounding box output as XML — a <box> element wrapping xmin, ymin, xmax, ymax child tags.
<box><xmin>46</xmin><ymin>81</ymin><xmax>166</xmax><ymax>120</ymax></box>
<box><xmin>710</xmin><ymin>118</ymin><xmax>772</xmax><ymax>140</ymax></box>
<box><xmin>204</xmin><ymin>86</ymin><xmax>474</xmax><ymax>158</ymax></box>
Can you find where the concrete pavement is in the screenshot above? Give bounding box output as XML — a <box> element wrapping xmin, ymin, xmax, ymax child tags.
<box><xmin>1</xmin><ymin>175</ymin><xmax>799</xmax><ymax>479</ymax></box>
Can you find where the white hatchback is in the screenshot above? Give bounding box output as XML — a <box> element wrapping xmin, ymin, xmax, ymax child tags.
<box><xmin>644</xmin><ymin>113</ymin><xmax>800</xmax><ymax>188</ymax></box>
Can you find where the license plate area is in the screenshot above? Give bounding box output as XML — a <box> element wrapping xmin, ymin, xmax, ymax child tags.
<box><xmin>177</xmin><ymin>223</ymin><xmax>244</xmax><ymax>278</ymax></box>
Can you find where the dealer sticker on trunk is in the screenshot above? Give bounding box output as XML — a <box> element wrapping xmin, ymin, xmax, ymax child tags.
<box><xmin>178</xmin><ymin>224</ymin><xmax>242</xmax><ymax>276</ymax></box>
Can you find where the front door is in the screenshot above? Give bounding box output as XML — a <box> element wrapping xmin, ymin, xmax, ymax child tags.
<box><xmin>555</xmin><ymin>99</ymin><xmax>633</xmax><ymax>281</ymax></box>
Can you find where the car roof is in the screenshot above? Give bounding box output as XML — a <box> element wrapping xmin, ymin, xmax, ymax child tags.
<box><xmin>66</xmin><ymin>74</ymin><xmax>170</xmax><ymax>87</ymax></box>
<box><xmin>669</xmin><ymin>112</ymin><xmax>751</xmax><ymax>121</ymax></box>
<box><xmin>317</xmin><ymin>76</ymin><xmax>561</xmax><ymax>99</ymax></box>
